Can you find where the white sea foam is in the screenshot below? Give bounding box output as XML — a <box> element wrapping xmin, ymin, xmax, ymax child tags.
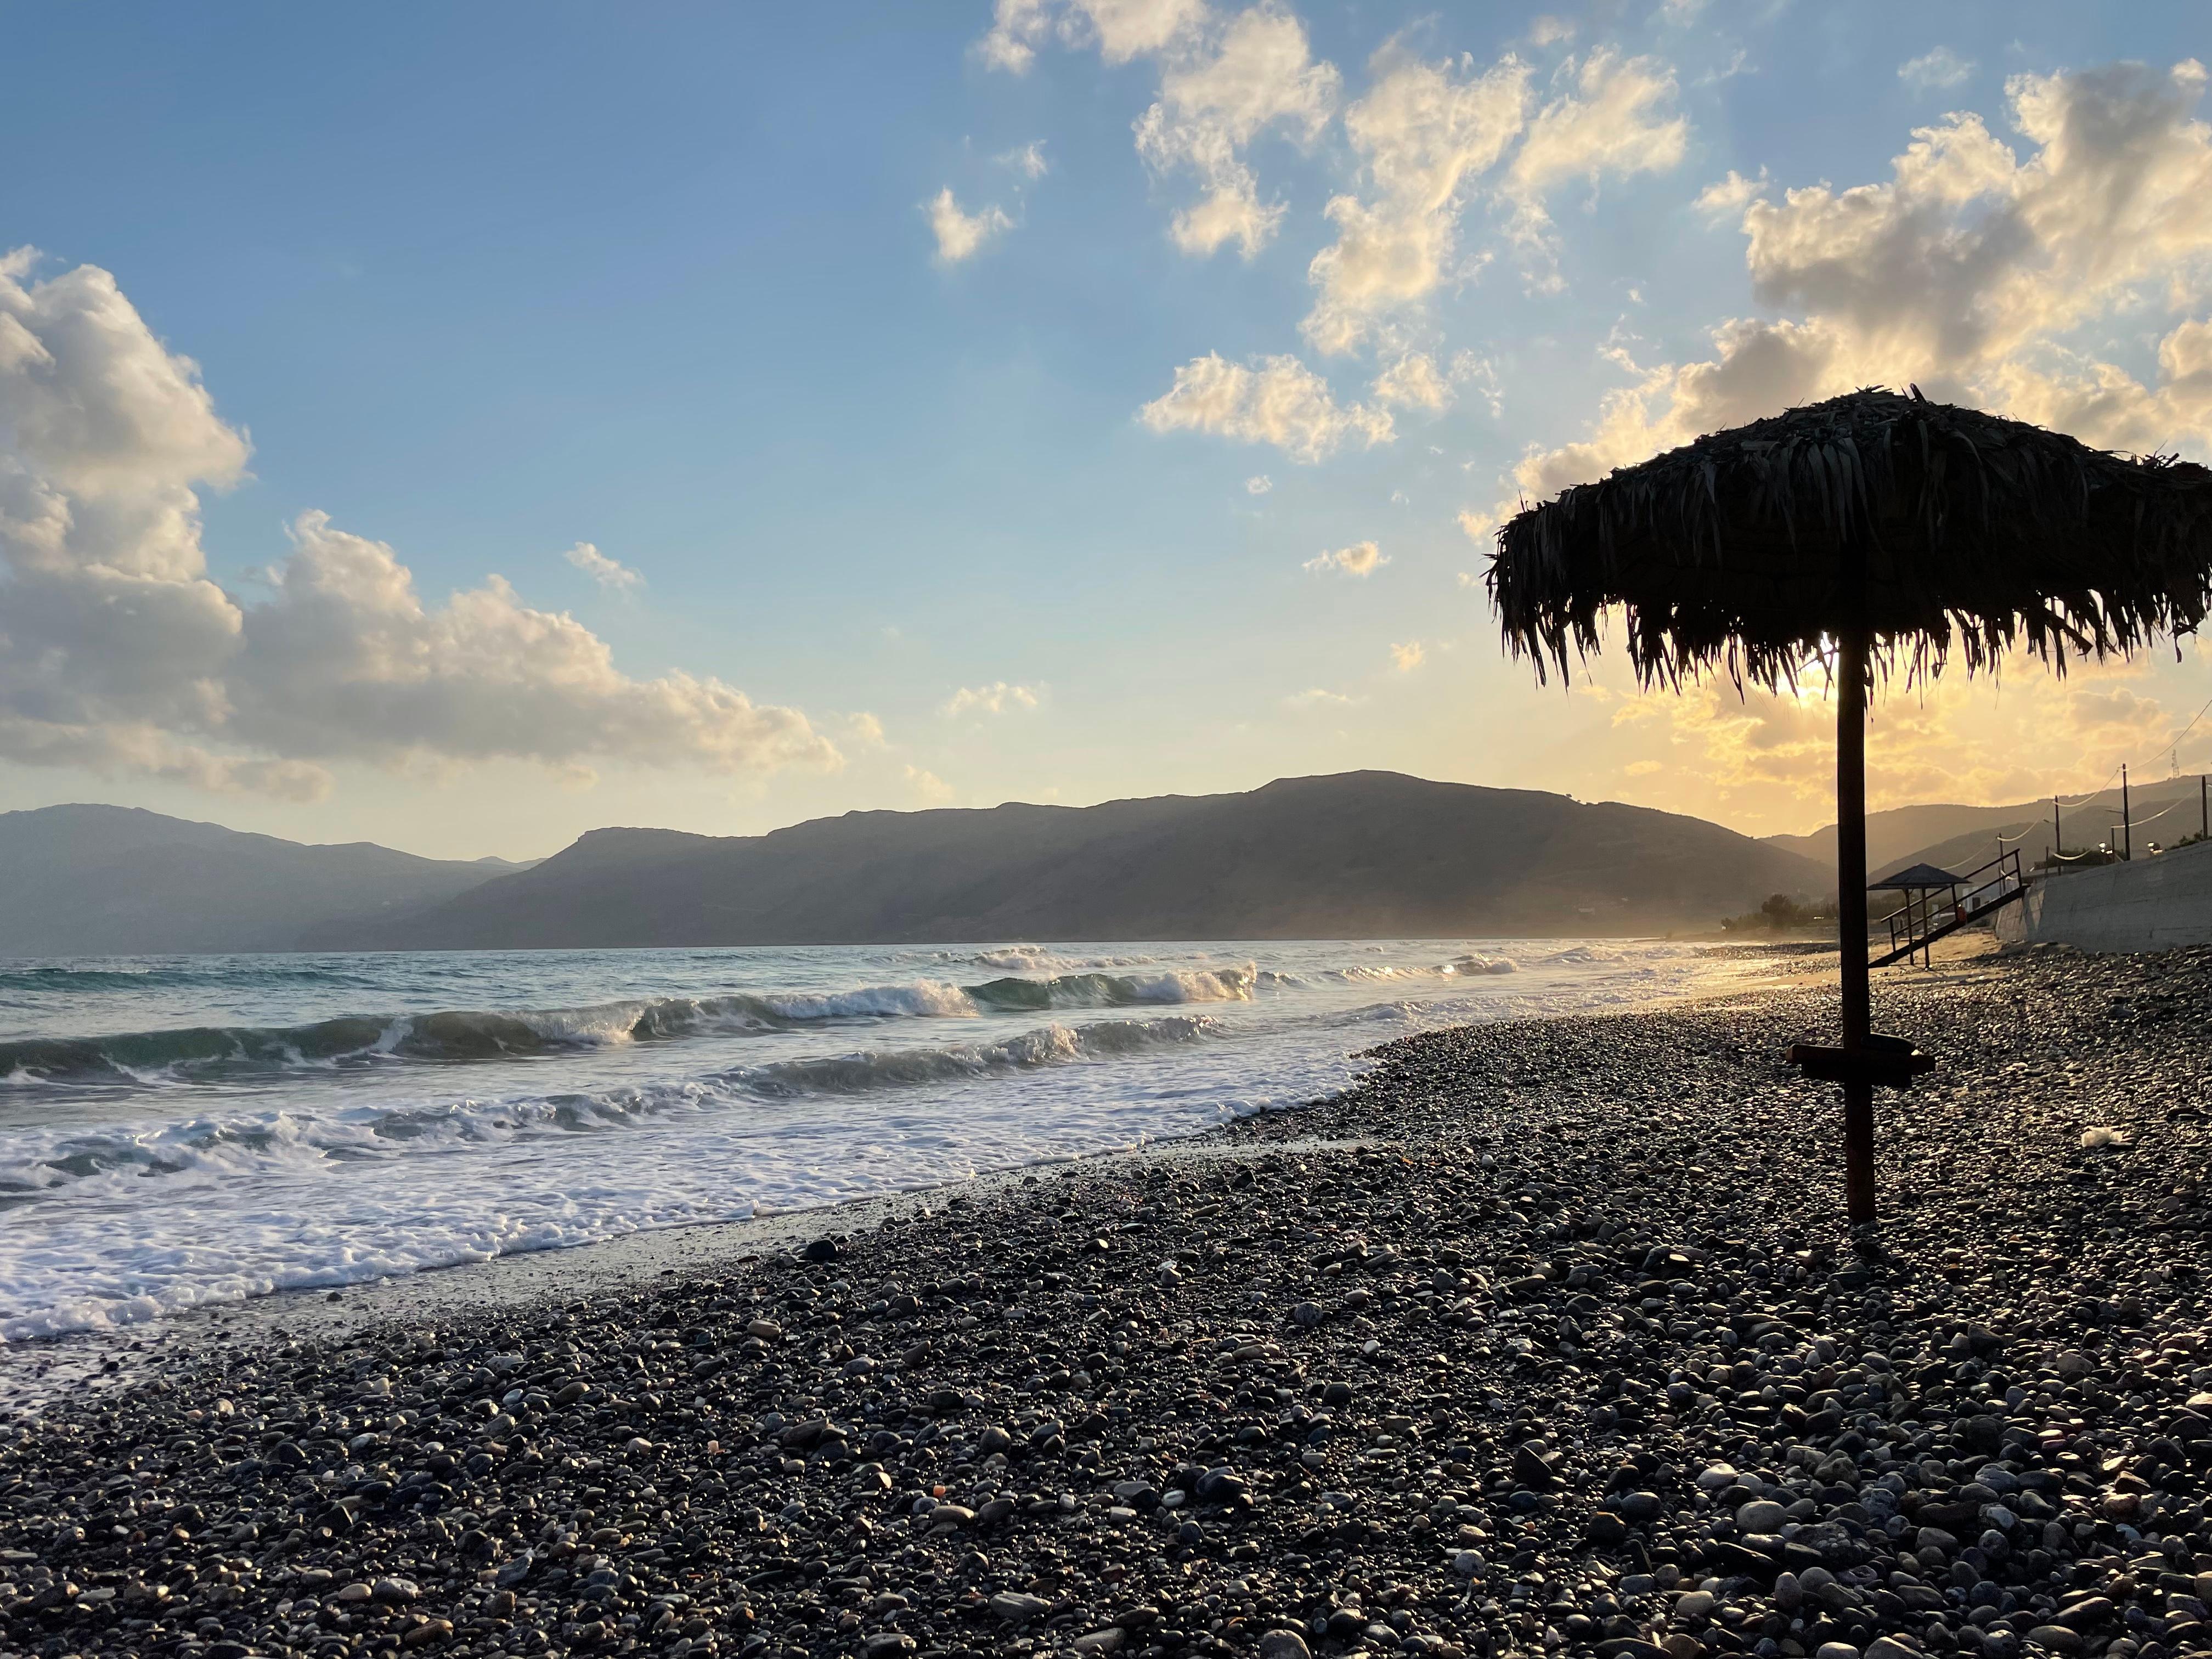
<box><xmin>754</xmin><ymin>980</ymin><xmax>979</xmax><ymax>1022</ymax></box>
<box><xmin>961</xmin><ymin>945</ymin><xmax>1161</xmax><ymax>972</ymax></box>
<box><xmin>1446</xmin><ymin>954</ymin><xmax>1517</xmax><ymax>975</ymax></box>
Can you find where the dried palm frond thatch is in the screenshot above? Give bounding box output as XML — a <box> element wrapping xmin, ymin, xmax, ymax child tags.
<box><xmin>1488</xmin><ymin>388</ymin><xmax>2212</xmax><ymax>691</ymax></box>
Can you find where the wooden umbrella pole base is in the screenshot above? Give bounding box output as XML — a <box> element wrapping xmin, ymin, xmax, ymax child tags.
<box><xmin>1785</xmin><ymin>1037</ymin><xmax>1934</xmax><ymax>1087</ymax></box>
<box><xmin>1843</xmin><ymin>1079</ymin><xmax>1876</xmax><ymax>1228</ymax></box>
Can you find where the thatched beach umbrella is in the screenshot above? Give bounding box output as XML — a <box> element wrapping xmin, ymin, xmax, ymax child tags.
<box><xmin>1488</xmin><ymin>387</ymin><xmax>2212</xmax><ymax>1227</ymax></box>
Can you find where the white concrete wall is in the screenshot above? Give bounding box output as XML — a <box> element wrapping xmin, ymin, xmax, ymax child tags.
<box><xmin>2016</xmin><ymin>838</ymin><xmax>2212</xmax><ymax>952</ymax></box>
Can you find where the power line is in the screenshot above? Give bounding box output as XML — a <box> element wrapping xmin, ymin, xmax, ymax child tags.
<box><xmin>2164</xmin><ymin>685</ymin><xmax>2212</xmax><ymax>759</ymax></box>
<box><xmin>2047</xmin><ymin>689</ymin><xmax>2212</xmax><ymax>808</ymax></box>
<box><xmin>2125</xmin><ymin>797</ymin><xmax>2188</xmax><ymax>832</ymax></box>
<box><xmin>2056</xmin><ymin>762</ymin><xmax>2125</xmax><ymax>809</ymax></box>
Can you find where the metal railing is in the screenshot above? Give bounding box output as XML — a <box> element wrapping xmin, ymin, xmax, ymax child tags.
<box><xmin>1881</xmin><ymin>848</ymin><xmax>2026</xmax><ymax>964</ymax></box>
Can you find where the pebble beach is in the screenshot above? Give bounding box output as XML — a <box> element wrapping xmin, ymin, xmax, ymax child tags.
<box><xmin>2</xmin><ymin>941</ymin><xmax>2209</xmax><ymax>1659</ymax></box>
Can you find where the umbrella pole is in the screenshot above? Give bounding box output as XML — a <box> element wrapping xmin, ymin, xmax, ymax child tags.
<box><xmin>1836</xmin><ymin>628</ymin><xmax>1875</xmax><ymax>1227</ymax></box>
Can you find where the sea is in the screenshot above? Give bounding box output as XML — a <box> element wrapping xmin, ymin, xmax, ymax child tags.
<box><xmin>0</xmin><ymin>939</ymin><xmax>1765</xmax><ymax>1343</ymax></box>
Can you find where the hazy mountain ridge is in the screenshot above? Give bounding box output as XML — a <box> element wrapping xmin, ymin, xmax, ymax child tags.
<box><xmin>0</xmin><ymin>805</ymin><xmax>531</xmax><ymax>958</ymax></box>
<box><xmin>1762</xmin><ymin>803</ymin><xmax>2034</xmax><ymax>873</ymax></box>
<box><xmin>317</xmin><ymin>771</ymin><xmax>1833</xmax><ymax>951</ymax></box>
<box><xmin>35</xmin><ymin>773</ymin><xmax>2182</xmax><ymax>958</ymax></box>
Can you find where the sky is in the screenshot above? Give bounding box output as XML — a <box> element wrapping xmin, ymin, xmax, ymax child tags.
<box><xmin>3</xmin><ymin>1</ymin><xmax>2211</xmax><ymax>861</ymax></box>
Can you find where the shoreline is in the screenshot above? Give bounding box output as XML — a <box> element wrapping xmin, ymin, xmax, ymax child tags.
<box><xmin>0</xmin><ymin>1135</ymin><xmax>1383</xmax><ymax>1423</ymax></box>
<box><xmin>0</xmin><ymin>941</ymin><xmax>1831</xmax><ymax>1410</ymax></box>
<box><xmin>11</xmin><ymin>938</ymin><xmax>2202</xmax><ymax>1659</ymax></box>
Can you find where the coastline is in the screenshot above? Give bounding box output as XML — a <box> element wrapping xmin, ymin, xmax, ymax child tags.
<box><xmin>0</xmin><ymin>940</ymin><xmax>1822</xmax><ymax>1409</ymax></box>
<box><xmin>0</xmin><ymin>936</ymin><xmax>1809</xmax><ymax>1357</ymax></box>
<box><xmin>8</xmin><ymin>939</ymin><xmax>2207</xmax><ymax>1659</ymax></box>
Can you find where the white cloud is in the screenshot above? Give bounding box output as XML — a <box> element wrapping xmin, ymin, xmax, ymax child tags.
<box><xmin>995</xmin><ymin>9</ymin><xmax>1684</xmax><ymax>327</ymax></box>
<box><xmin>1245</xmin><ymin>473</ymin><xmax>1273</xmax><ymax>494</ymax></box>
<box><xmin>1451</xmin><ymin>349</ymin><xmax>1504</xmax><ymax>416</ymax></box>
<box><xmin>1303</xmin><ymin>539</ymin><xmax>1386</xmax><ymax>577</ymax></box>
<box><xmin>927</xmin><ymin>189</ymin><xmax>1014</xmax><ymax>263</ymax></box>
<box><xmin>563</xmin><ymin>540</ymin><xmax>642</xmax><ymax>591</ymax></box>
<box><xmin>1301</xmin><ymin>45</ymin><xmax>1689</xmax><ymax>348</ymax></box>
<box><xmin>1133</xmin><ymin>2</ymin><xmax>1341</xmax><ymax>257</ymax></box>
<box><xmin>1700</xmin><ymin>48</ymin><xmax>1752</xmax><ymax>89</ymax></box>
<box><xmin>1503</xmin><ymin>50</ymin><xmax>1689</xmax><ymax>263</ymax></box>
<box><xmin>1899</xmin><ymin>47</ymin><xmax>1976</xmax><ymax>93</ymax></box>
<box><xmin>1692</xmin><ymin>168</ymin><xmax>1768</xmax><ymax>219</ymax></box>
<box><xmin>989</xmin><ymin>2</ymin><xmax>1336</xmax><ymax>260</ymax></box>
<box><xmin>1991</xmin><ymin>316</ymin><xmax>2212</xmax><ymax>459</ymax></box>
<box><xmin>0</xmin><ymin>252</ymin><xmax>837</xmax><ymax>800</ymax></box>
<box><xmin>942</xmin><ymin>681</ymin><xmax>1043</xmax><ymax>717</ymax></box>
<box><xmin>1302</xmin><ymin>52</ymin><xmax>1532</xmax><ymax>354</ymax></box>
<box><xmin>1284</xmin><ymin>686</ymin><xmax>1358</xmax><ymax>709</ymax></box>
<box><xmin>979</xmin><ymin>0</ymin><xmax>1207</xmax><ymax>71</ymax></box>
<box><xmin>230</xmin><ymin>512</ymin><xmax>833</xmax><ymax>776</ymax></box>
<box><xmin>1000</xmin><ymin>140</ymin><xmax>1052</xmax><ymax>179</ymax></box>
<box><xmin>1370</xmin><ymin>351</ymin><xmax>1452</xmax><ymax>410</ymax></box>
<box><xmin>1138</xmin><ymin>352</ymin><xmax>1394</xmax><ymax>461</ymax></box>
<box><xmin>978</xmin><ymin>0</ymin><xmax>1046</xmax><ymax>70</ymax></box>
<box><xmin>1456</xmin><ymin>509</ymin><xmax>1497</xmax><ymax>544</ymax></box>
<box><xmin>1389</xmin><ymin>640</ymin><xmax>1426</xmax><ymax>671</ymax></box>
<box><xmin>1497</xmin><ymin>59</ymin><xmax>2212</xmax><ymax>517</ymax></box>
<box><xmin>904</xmin><ymin>763</ymin><xmax>955</xmax><ymax>802</ymax></box>
<box><xmin>0</xmin><ymin>715</ymin><xmax>329</xmax><ymax>802</ymax></box>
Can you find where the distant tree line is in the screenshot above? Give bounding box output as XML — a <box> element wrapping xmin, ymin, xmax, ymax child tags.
<box><xmin>1720</xmin><ymin>893</ymin><xmax>1838</xmax><ymax>933</ymax></box>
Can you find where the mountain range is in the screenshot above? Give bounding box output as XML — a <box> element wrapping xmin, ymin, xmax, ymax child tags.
<box><xmin>18</xmin><ymin>768</ymin><xmax>2168</xmax><ymax>957</ymax></box>
<box><xmin>0</xmin><ymin>804</ymin><xmax>531</xmax><ymax>957</ymax></box>
<box><xmin>3</xmin><ymin>773</ymin><xmax>1831</xmax><ymax>956</ymax></box>
<box><xmin>304</xmin><ymin>771</ymin><xmax>1833</xmax><ymax>950</ymax></box>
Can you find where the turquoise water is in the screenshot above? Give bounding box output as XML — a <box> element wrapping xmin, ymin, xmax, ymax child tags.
<box><xmin>0</xmin><ymin>938</ymin><xmax>1752</xmax><ymax>1340</ymax></box>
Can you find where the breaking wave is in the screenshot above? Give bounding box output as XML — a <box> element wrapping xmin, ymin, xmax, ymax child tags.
<box><xmin>0</xmin><ymin>967</ymin><xmax>1256</xmax><ymax>1087</ymax></box>
<box><xmin>962</xmin><ymin>966</ymin><xmax>1254</xmax><ymax>1012</ymax></box>
<box><xmin>0</xmin><ymin>1013</ymin><xmax>1222</xmax><ymax>1196</ymax></box>
<box><xmin>956</xmin><ymin>945</ymin><xmax>1164</xmax><ymax>973</ymax></box>
<box><xmin>1261</xmin><ymin>954</ymin><xmax>1516</xmax><ymax>988</ymax></box>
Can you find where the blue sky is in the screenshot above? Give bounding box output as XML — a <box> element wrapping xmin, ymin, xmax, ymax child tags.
<box><xmin>3</xmin><ymin>1</ymin><xmax>2210</xmax><ymax>858</ymax></box>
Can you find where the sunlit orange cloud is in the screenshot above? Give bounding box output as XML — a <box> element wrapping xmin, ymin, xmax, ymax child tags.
<box><xmin>1588</xmin><ymin>647</ymin><xmax>2202</xmax><ymax>831</ymax></box>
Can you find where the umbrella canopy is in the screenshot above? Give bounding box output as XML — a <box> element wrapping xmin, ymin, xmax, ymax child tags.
<box><xmin>1869</xmin><ymin>863</ymin><xmax>1961</xmax><ymax>891</ymax></box>
<box><xmin>1486</xmin><ymin>387</ymin><xmax>2212</xmax><ymax>1231</ymax></box>
<box><xmin>1490</xmin><ymin>387</ymin><xmax>2212</xmax><ymax>692</ymax></box>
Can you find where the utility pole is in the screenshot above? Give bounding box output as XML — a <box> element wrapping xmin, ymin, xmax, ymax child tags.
<box><xmin>2053</xmin><ymin>795</ymin><xmax>2061</xmax><ymax>864</ymax></box>
<box><xmin>2123</xmin><ymin>763</ymin><xmax>2132</xmax><ymax>861</ymax></box>
<box><xmin>2202</xmin><ymin>773</ymin><xmax>2207</xmax><ymax>842</ymax></box>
